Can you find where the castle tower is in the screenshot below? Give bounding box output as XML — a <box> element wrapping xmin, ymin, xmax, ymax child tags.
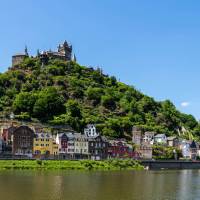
<box><xmin>58</xmin><ymin>40</ymin><xmax>72</xmax><ymax>61</ymax></box>
<box><xmin>12</xmin><ymin>46</ymin><xmax>29</xmax><ymax>67</ymax></box>
<box><xmin>132</xmin><ymin>126</ymin><xmax>142</xmax><ymax>145</ymax></box>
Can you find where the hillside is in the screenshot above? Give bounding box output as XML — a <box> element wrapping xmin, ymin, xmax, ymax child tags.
<box><xmin>0</xmin><ymin>57</ymin><xmax>199</xmax><ymax>139</ymax></box>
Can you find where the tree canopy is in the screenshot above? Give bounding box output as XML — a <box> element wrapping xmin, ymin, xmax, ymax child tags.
<box><xmin>0</xmin><ymin>57</ymin><xmax>198</xmax><ymax>139</ymax></box>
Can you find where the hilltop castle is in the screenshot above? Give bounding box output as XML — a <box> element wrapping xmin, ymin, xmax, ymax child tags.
<box><xmin>12</xmin><ymin>41</ymin><xmax>76</xmax><ymax>67</ymax></box>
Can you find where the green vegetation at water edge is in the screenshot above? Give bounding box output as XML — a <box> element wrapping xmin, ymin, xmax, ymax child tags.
<box><xmin>0</xmin><ymin>159</ymin><xmax>144</xmax><ymax>170</ymax></box>
<box><xmin>0</xmin><ymin>57</ymin><xmax>199</xmax><ymax>139</ymax></box>
<box><xmin>152</xmin><ymin>145</ymin><xmax>182</xmax><ymax>160</ymax></box>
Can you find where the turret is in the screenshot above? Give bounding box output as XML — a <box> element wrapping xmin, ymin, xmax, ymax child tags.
<box><xmin>12</xmin><ymin>46</ymin><xmax>29</xmax><ymax>67</ymax></box>
<box><xmin>24</xmin><ymin>45</ymin><xmax>29</xmax><ymax>56</ymax></box>
<box><xmin>72</xmin><ymin>53</ymin><xmax>77</xmax><ymax>62</ymax></box>
<box><xmin>58</xmin><ymin>40</ymin><xmax>72</xmax><ymax>61</ymax></box>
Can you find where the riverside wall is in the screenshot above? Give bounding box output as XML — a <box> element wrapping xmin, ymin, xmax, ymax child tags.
<box><xmin>141</xmin><ymin>160</ymin><xmax>200</xmax><ymax>170</ymax></box>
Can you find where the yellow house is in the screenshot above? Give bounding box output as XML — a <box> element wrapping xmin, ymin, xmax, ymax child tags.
<box><xmin>33</xmin><ymin>133</ymin><xmax>54</xmax><ymax>155</ymax></box>
<box><xmin>52</xmin><ymin>141</ymin><xmax>59</xmax><ymax>156</ymax></box>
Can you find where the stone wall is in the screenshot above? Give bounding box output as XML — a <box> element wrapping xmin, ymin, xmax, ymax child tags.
<box><xmin>141</xmin><ymin>160</ymin><xmax>200</xmax><ymax>170</ymax></box>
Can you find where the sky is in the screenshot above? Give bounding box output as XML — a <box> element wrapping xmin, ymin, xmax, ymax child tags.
<box><xmin>0</xmin><ymin>0</ymin><xmax>200</xmax><ymax>118</ymax></box>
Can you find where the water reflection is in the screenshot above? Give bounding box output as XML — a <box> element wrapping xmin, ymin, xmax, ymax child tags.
<box><xmin>0</xmin><ymin>170</ymin><xmax>200</xmax><ymax>200</ymax></box>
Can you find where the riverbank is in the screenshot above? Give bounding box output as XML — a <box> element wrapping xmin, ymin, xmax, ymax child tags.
<box><xmin>141</xmin><ymin>160</ymin><xmax>200</xmax><ymax>170</ymax></box>
<box><xmin>0</xmin><ymin>159</ymin><xmax>144</xmax><ymax>170</ymax></box>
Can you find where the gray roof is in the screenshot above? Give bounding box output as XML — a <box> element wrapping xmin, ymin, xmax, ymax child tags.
<box><xmin>35</xmin><ymin>133</ymin><xmax>52</xmax><ymax>139</ymax></box>
<box><xmin>154</xmin><ymin>134</ymin><xmax>166</xmax><ymax>138</ymax></box>
<box><xmin>190</xmin><ymin>141</ymin><xmax>197</xmax><ymax>149</ymax></box>
<box><xmin>13</xmin><ymin>53</ymin><xmax>27</xmax><ymax>57</ymax></box>
<box><xmin>167</xmin><ymin>136</ymin><xmax>177</xmax><ymax>140</ymax></box>
<box><xmin>74</xmin><ymin>133</ymin><xmax>88</xmax><ymax>140</ymax></box>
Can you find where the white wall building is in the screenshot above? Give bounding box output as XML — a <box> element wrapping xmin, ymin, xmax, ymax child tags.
<box><xmin>74</xmin><ymin>133</ymin><xmax>89</xmax><ymax>156</ymax></box>
<box><xmin>84</xmin><ymin>124</ymin><xmax>99</xmax><ymax>138</ymax></box>
<box><xmin>154</xmin><ymin>134</ymin><xmax>167</xmax><ymax>144</ymax></box>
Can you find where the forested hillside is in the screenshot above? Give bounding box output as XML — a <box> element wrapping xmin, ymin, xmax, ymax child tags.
<box><xmin>0</xmin><ymin>57</ymin><xmax>199</xmax><ymax>139</ymax></box>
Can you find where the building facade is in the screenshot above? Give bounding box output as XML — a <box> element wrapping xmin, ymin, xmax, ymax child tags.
<box><xmin>137</xmin><ymin>144</ymin><xmax>153</xmax><ymax>160</ymax></box>
<box><xmin>108</xmin><ymin>140</ymin><xmax>133</xmax><ymax>159</ymax></box>
<box><xmin>88</xmin><ymin>136</ymin><xmax>108</xmax><ymax>160</ymax></box>
<box><xmin>190</xmin><ymin>140</ymin><xmax>197</xmax><ymax>160</ymax></box>
<box><xmin>33</xmin><ymin>133</ymin><xmax>54</xmax><ymax>158</ymax></box>
<box><xmin>56</xmin><ymin>133</ymin><xmax>70</xmax><ymax>159</ymax></box>
<box><xmin>154</xmin><ymin>134</ymin><xmax>167</xmax><ymax>144</ymax></box>
<box><xmin>142</xmin><ymin>132</ymin><xmax>155</xmax><ymax>144</ymax></box>
<box><xmin>84</xmin><ymin>124</ymin><xmax>99</xmax><ymax>138</ymax></box>
<box><xmin>39</xmin><ymin>41</ymin><xmax>72</xmax><ymax>65</ymax></box>
<box><xmin>74</xmin><ymin>133</ymin><xmax>89</xmax><ymax>159</ymax></box>
<box><xmin>12</xmin><ymin>126</ymin><xmax>35</xmax><ymax>158</ymax></box>
<box><xmin>167</xmin><ymin>136</ymin><xmax>179</xmax><ymax>147</ymax></box>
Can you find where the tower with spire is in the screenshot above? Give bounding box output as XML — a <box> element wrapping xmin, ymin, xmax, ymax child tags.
<box><xmin>58</xmin><ymin>40</ymin><xmax>72</xmax><ymax>60</ymax></box>
<box><xmin>24</xmin><ymin>45</ymin><xmax>29</xmax><ymax>56</ymax></box>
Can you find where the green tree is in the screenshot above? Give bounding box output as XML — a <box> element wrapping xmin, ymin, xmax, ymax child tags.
<box><xmin>33</xmin><ymin>87</ymin><xmax>65</xmax><ymax>120</ymax></box>
<box><xmin>101</xmin><ymin>95</ymin><xmax>116</xmax><ymax>110</ymax></box>
<box><xmin>13</xmin><ymin>92</ymin><xmax>38</xmax><ymax>114</ymax></box>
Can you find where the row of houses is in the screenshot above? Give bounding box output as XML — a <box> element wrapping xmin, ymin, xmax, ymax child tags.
<box><xmin>0</xmin><ymin>122</ymin><xmax>199</xmax><ymax>160</ymax></box>
<box><xmin>132</xmin><ymin>127</ymin><xmax>199</xmax><ymax>160</ymax></box>
<box><xmin>0</xmin><ymin>124</ymin><xmax>136</xmax><ymax>160</ymax></box>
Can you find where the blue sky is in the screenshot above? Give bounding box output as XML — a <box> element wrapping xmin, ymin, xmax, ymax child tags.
<box><xmin>0</xmin><ymin>0</ymin><xmax>200</xmax><ymax>118</ymax></box>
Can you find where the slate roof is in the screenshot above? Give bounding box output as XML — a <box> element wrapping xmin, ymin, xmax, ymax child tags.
<box><xmin>190</xmin><ymin>140</ymin><xmax>197</xmax><ymax>149</ymax></box>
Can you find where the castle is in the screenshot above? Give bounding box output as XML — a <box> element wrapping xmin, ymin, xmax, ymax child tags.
<box><xmin>12</xmin><ymin>41</ymin><xmax>76</xmax><ymax>67</ymax></box>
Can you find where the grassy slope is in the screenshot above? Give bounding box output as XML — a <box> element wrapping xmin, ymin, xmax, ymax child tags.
<box><xmin>0</xmin><ymin>57</ymin><xmax>199</xmax><ymax>139</ymax></box>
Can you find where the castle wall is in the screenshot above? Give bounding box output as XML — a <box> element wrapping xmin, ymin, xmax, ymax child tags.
<box><xmin>12</xmin><ymin>55</ymin><xmax>26</xmax><ymax>67</ymax></box>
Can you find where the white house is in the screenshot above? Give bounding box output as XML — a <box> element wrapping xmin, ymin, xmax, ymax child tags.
<box><xmin>179</xmin><ymin>139</ymin><xmax>191</xmax><ymax>158</ymax></box>
<box><xmin>142</xmin><ymin>132</ymin><xmax>155</xmax><ymax>145</ymax></box>
<box><xmin>84</xmin><ymin>124</ymin><xmax>99</xmax><ymax>138</ymax></box>
<box><xmin>154</xmin><ymin>134</ymin><xmax>167</xmax><ymax>144</ymax></box>
<box><xmin>74</xmin><ymin>133</ymin><xmax>89</xmax><ymax>158</ymax></box>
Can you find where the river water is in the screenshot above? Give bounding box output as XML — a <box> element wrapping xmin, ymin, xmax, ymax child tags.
<box><xmin>0</xmin><ymin>170</ymin><xmax>200</xmax><ymax>200</ymax></box>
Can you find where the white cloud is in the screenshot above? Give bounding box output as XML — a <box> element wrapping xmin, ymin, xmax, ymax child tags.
<box><xmin>181</xmin><ymin>102</ymin><xmax>190</xmax><ymax>107</ymax></box>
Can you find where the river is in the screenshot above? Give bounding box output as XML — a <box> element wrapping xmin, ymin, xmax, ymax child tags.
<box><xmin>0</xmin><ymin>170</ymin><xmax>200</xmax><ymax>200</ymax></box>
